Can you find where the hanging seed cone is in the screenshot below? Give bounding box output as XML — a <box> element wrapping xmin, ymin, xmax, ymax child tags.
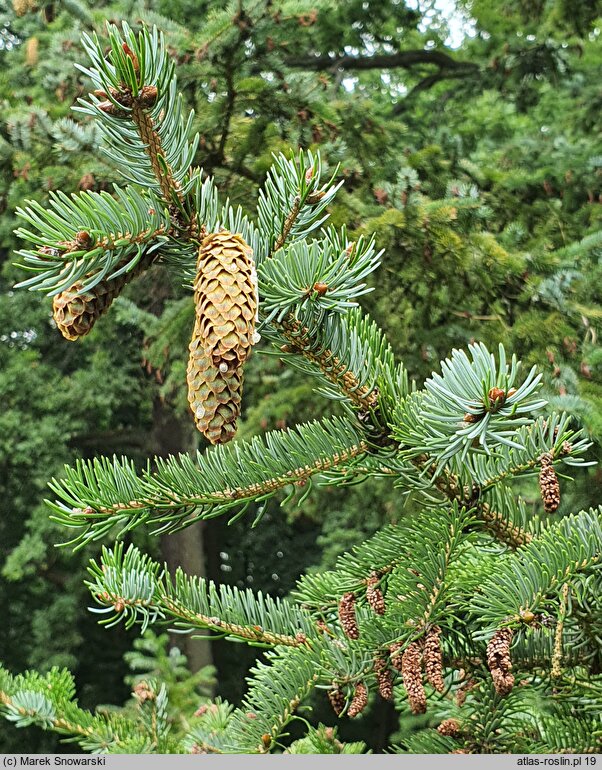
<box><xmin>347</xmin><ymin>682</ymin><xmax>368</xmax><ymax>718</ymax></box>
<box><xmin>539</xmin><ymin>453</ymin><xmax>560</xmax><ymax>513</ymax></box>
<box><xmin>366</xmin><ymin>573</ymin><xmax>386</xmax><ymax>615</ymax></box>
<box><xmin>52</xmin><ymin>250</ymin><xmax>153</xmax><ymax>341</ymax></box>
<box><xmin>338</xmin><ymin>592</ymin><xmax>359</xmax><ymax>639</ymax></box>
<box><xmin>327</xmin><ymin>686</ymin><xmax>345</xmax><ymax>716</ymax></box>
<box><xmin>486</xmin><ymin>628</ymin><xmax>514</xmax><ymax>696</ymax></box>
<box><xmin>401</xmin><ymin>642</ymin><xmax>427</xmax><ymax>714</ymax></box>
<box><xmin>187</xmin><ymin>231</ymin><xmax>257</xmax><ymax>444</ymax></box>
<box><xmin>424</xmin><ymin>625</ymin><xmax>445</xmax><ymax>693</ymax></box>
<box><xmin>374</xmin><ymin>656</ymin><xmax>394</xmax><ymax>701</ymax></box>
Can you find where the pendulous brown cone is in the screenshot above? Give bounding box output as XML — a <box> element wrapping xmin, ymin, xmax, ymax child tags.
<box><xmin>327</xmin><ymin>686</ymin><xmax>345</xmax><ymax>716</ymax></box>
<box><xmin>366</xmin><ymin>572</ymin><xmax>386</xmax><ymax>615</ymax></box>
<box><xmin>187</xmin><ymin>231</ymin><xmax>257</xmax><ymax>444</ymax></box>
<box><xmin>338</xmin><ymin>592</ymin><xmax>360</xmax><ymax>639</ymax></box>
<box><xmin>424</xmin><ymin>625</ymin><xmax>445</xmax><ymax>693</ymax></box>
<box><xmin>402</xmin><ymin>641</ymin><xmax>427</xmax><ymax>714</ymax></box>
<box><xmin>52</xmin><ymin>250</ymin><xmax>153</xmax><ymax>341</ymax></box>
<box><xmin>539</xmin><ymin>453</ymin><xmax>560</xmax><ymax>513</ymax></box>
<box><xmin>374</xmin><ymin>656</ymin><xmax>394</xmax><ymax>701</ymax></box>
<box><xmin>347</xmin><ymin>682</ymin><xmax>368</xmax><ymax>718</ymax></box>
<box><xmin>486</xmin><ymin>628</ymin><xmax>514</xmax><ymax>696</ymax></box>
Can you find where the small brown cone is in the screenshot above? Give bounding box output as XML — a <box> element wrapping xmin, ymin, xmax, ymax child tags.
<box><xmin>539</xmin><ymin>453</ymin><xmax>560</xmax><ymax>513</ymax></box>
<box><xmin>389</xmin><ymin>642</ymin><xmax>404</xmax><ymax>673</ymax></box>
<box><xmin>187</xmin><ymin>231</ymin><xmax>257</xmax><ymax>444</ymax></box>
<box><xmin>437</xmin><ymin>718</ymin><xmax>461</xmax><ymax>738</ymax></box>
<box><xmin>338</xmin><ymin>592</ymin><xmax>359</xmax><ymax>639</ymax></box>
<box><xmin>401</xmin><ymin>642</ymin><xmax>427</xmax><ymax>714</ymax></box>
<box><xmin>327</xmin><ymin>686</ymin><xmax>345</xmax><ymax>716</ymax></box>
<box><xmin>486</xmin><ymin>628</ymin><xmax>514</xmax><ymax>696</ymax></box>
<box><xmin>52</xmin><ymin>251</ymin><xmax>152</xmax><ymax>341</ymax></box>
<box><xmin>424</xmin><ymin>625</ymin><xmax>445</xmax><ymax>693</ymax></box>
<box><xmin>374</xmin><ymin>656</ymin><xmax>394</xmax><ymax>701</ymax></box>
<box><xmin>347</xmin><ymin>682</ymin><xmax>368</xmax><ymax>718</ymax></box>
<box><xmin>366</xmin><ymin>573</ymin><xmax>385</xmax><ymax>615</ymax></box>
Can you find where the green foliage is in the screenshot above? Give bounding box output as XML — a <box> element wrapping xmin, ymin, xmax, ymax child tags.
<box><xmin>1</xmin><ymin>0</ymin><xmax>601</xmax><ymax>756</ymax></box>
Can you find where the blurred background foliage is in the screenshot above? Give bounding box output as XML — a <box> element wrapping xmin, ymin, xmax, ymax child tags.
<box><xmin>0</xmin><ymin>0</ymin><xmax>600</xmax><ymax>752</ymax></box>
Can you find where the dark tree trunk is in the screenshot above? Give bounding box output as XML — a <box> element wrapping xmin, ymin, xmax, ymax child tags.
<box><xmin>149</xmin><ymin>396</ymin><xmax>214</xmax><ymax>675</ymax></box>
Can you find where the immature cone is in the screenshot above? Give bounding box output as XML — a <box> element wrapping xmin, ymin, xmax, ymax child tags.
<box><xmin>366</xmin><ymin>573</ymin><xmax>386</xmax><ymax>615</ymax></box>
<box><xmin>374</xmin><ymin>656</ymin><xmax>394</xmax><ymax>701</ymax></box>
<box><xmin>187</xmin><ymin>231</ymin><xmax>257</xmax><ymax>444</ymax></box>
<box><xmin>437</xmin><ymin>718</ymin><xmax>461</xmax><ymax>738</ymax></box>
<box><xmin>338</xmin><ymin>592</ymin><xmax>359</xmax><ymax>639</ymax></box>
<box><xmin>424</xmin><ymin>625</ymin><xmax>445</xmax><ymax>693</ymax></box>
<box><xmin>486</xmin><ymin>628</ymin><xmax>514</xmax><ymax>696</ymax></box>
<box><xmin>389</xmin><ymin>642</ymin><xmax>404</xmax><ymax>673</ymax></box>
<box><xmin>52</xmin><ymin>249</ymin><xmax>152</xmax><ymax>341</ymax></box>
<box><xmin>401</xmin><ymin>642</ymin><xmax>427</xmax><ymax>714</ymax></box>
<box><xmin>327</xmin><ymin>686</ymin><xmax>345</xmax><ymax>716</ymax></box>
<box><xmin>347</xmin><ymin>682</ymin><xmax>368</xmax><ymax>718</ymax></box>
<box><xmin>539</xmin><ymin>453</ymin><xmax>560</xmax><ymax>513</ymax></box>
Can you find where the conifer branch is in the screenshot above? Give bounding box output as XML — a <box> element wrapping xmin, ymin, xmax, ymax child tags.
<box><xmin>47</xmin><ymin>418</ymin><xmax>367</xmax><ymax>545</ymax></box>
<box><xmin>87</xmin><ymin>544</ymin><xmax>317</xmax><ymax>648</ymax></box>
<box><xmin>472</xmin><ymin>507</ymin><xmax>602</xmax><ymax>632</ymax></box>
<box><xmin>223</xmin><ymin>646</ymin><xmax>322</xmax><ymax>753</ymax></box>
<box><xmin>74</xmin><ymin>23</ymin><xmax>198</xmax><ymax>232</ymax></box>
<box><xmin>14</xmin><ymin>186</ymin><xmax>170</xmax><ymax>295</ymax></box>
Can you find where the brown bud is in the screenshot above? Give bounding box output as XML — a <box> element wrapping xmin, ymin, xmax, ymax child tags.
<box><xmin>261</xmin><ymin>734</ymin><xmax>272</xmax><ymax>749</ymax></box>
<box><xmin>488</xmin><ymin>386</ymin><xmax>506</xmax><ymax>404</ymax></box>
<box><xmin>463</xmin><ymin>412</ymin><xmax>479</xmax><ymax>423</ymax></box>
<box><xmin>133</xmin><ymin>681</ymin><xmax>154</xmax><ymax>702</ymax></box>
<box><xmin>347</xmin><ymin>681</ymin><xmax>368</xmax><ymax>718</ymax></box>
<box><xmin>338</xmin><ymin>592</ymin><xmax>359</xmax><ymax>639</ymax></box>
<box><xmin>97</xmin><ymin>100</ymin><xmax>128</xmax><ymax>118</ymax></box>
<box><xmin>74</xmin><ymin>231</ymin><xmax>93</xmax><ymax>250</ymax></box>
<box><xmin>307</xmin><ymin>190</ymin><xmax>326</xmax><ymax>204</ymax></box>
<box><xmin>138</xmin><ymin>85</ymin><xmax>158</xmax><ymax>108</ymax></box>
<box><xmin>507</xmin><ymin>387</ymin><xmax>517</xmax><ymax>397</ymax></box>
<box><xmin>122</xmin><ymin>42</ymin><xmax>140</xmax><ymax>72</ymax></box>
<box><xmin>313</xmin><ymin>281</ymin><xmax>329</xmax><ymax>295</ymax></box>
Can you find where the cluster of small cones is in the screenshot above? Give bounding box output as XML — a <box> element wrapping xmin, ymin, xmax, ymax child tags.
<box><xmin>389</xmin><ymin>626</ymin><xmax>445</xmax><ymax>714</ymax></box>
<box><xmin>186</xmin><ymin>231</ymin><xmax>258</xmax><ymax>444</ymax></box>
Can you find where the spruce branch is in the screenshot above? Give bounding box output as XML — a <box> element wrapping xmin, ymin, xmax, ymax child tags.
<box><xmin>87</xmin><ymin>543</ymin><xmax>317</xmax><ymax>647</ymax></box>
<box><xmin>47</xmin><ymin>417</ymin><xmax>368</xmax><ymax>546</ymax></box>
<box><xmin>257</xmin><ymin>151</ymin><xmax>341</xmax><ymax>263</ymax></box>
<box><xmin>14</xmin><ymin>186</ymin><xmax>170</xmax><ymax>295</ymax></box>
<box><xmin>392</xmin><ymin>342</ymin><xmax>547</xmax><ymax>471</ymax></box>
<box><xmin>0</xmin><ymin>666</ymin><xmax>146</xmax><ymax>753</ymax></box>
<box><xmin>472</xmin><ymin>506</ymin><xmax>602</xmax><ymax>632</ymax></box>
<box><xmin>74</xmin><ymin>22</ymin><xmax>198</xmax><ymax>229</ymax></box>
<box><xmin>222</xmin><ymin>645</ymin><xmax>323</xmax><ymax>753</ymax></box>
